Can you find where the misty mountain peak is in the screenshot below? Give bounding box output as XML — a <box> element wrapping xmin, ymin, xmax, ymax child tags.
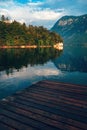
<box><xmin>58</xmin><ymin>18</ymin><xmax>74</xmax><ymax>26</ymax></box>
<box><xmin>51</xmin><ymin>14</ymin><xmax>87</xmax><ymax>45</ymax></box>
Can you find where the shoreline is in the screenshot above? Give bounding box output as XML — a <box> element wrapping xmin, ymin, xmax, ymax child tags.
<box><xmin>0</xmin><ymin>43</ymin><xmax>63</xmax><ymax>50</ymax></box>
<box><xmin>0</xmin><ymin>45</ymin><xmax>52</xmax><ymax>49</ymax></box>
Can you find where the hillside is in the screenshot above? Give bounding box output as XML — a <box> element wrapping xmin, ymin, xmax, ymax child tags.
<box><xmin>51</xmin><ymin>14</ymin><xmax>87</xmax><ymax>45</ymax></box>
<box><xmin>0</xmin><ymin>15</ymin><xmax>63</xmax><ymax>47</ymax></box>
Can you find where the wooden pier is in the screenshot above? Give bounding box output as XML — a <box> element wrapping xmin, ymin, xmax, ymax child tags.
<box><xmin>0</xmin><ymin>80</ymin><xmax>87</xmax><ymax>130</ymax></box>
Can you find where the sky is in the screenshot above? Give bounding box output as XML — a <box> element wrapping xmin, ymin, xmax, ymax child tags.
<box><xmin>0</xmin><ymin>0</ymin><xmax>87</xmax><ymax>28</ymax></box>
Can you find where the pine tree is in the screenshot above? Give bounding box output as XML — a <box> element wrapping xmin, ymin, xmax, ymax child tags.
<box><xmin>1</xmin><ymin>15</ymin><xmax>5</xmax><ymax>21</ymax></box>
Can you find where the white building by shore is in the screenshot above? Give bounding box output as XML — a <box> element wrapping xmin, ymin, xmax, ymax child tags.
<box><xmin>54</xmin><ymin>42</ymin><xmax>63</xmax><ymax>50</ymax></box>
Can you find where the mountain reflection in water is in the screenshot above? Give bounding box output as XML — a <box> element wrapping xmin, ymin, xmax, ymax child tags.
<box><xmin>51</xmin><ymin>46</ymin><xmax>87</xmax><ymax>86</ymax></box>
<box><xmin>53</xmin><ymin>46</ymin><xmax>87</xmax><ymax>72</ymax></box>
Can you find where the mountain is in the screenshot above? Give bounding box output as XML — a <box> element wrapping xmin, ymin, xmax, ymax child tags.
<box><xmin>51</xmin><ymin>14</ymin><xmax>87</xmax><ymax>45</ymax></box>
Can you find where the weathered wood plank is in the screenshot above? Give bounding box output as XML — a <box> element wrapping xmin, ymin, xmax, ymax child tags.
<box><xmin>35</xmin><ymin>82</ymin><xmax>87</xmax><ymax>95</ymax></box>
<box><xmin>15</xmin><ymin>93</ymin><xmax>87</xmax><ymax>118</ymax></box>
<box><xmin>0</xmin><ymin>80</ymin><xmax>87</xmax><ymax>130</ymax></box>
<box><xmin>20</xmin><ymin>90</ymin><xmax>87</xmax><ymax>106</ymax></box>
<box><xmin>0</xmin><ymin>122</ymin><xmax>16</xmax><ymax>130</ymax></box>
<box><xmin>0</xmin><ymin>100</ymin><xmax>86</xmax><ymax>130</ymax></box>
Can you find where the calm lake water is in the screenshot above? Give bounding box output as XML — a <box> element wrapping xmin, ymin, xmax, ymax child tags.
<box><xmin>0</xmin><ymin>46</ymin><xmax>87</xmax><ymax>99</ymax></box>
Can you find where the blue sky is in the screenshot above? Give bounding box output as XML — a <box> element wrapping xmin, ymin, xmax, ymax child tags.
<box><xmin>0</xmin><ymin>0</ymin><xmax>87</xmax><ymax>28</ymax></box>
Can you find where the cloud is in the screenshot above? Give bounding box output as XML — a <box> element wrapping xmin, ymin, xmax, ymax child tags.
<box><xmin>0</xmin><ymin>0</ymin><xmax>66</xmax><ymax>28</ymax></box>
<box><xmin>0</xmin><ymin>0</ymin><xmax>86</xmax><ymax>28</ymax></box>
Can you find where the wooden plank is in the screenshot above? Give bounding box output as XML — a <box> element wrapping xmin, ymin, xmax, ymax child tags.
<box><xmin>20</xmin><ymin>90</ymin><xmax>87</xmax><ymax>106</ymax></box>
<box><xmin>0</xmin><ymin>108</ymin><xmax>57</xmax><ymax>130</ymax></box>
<box><xmin>35</xmin><ymin>82</ymin><xmax>87</xmax><ymax>95</ymax></box>
<box><xmin>0</xmin><ymin>122</ymin><xmax>16</xmax><ymax>130</ymax></box>
<box><xmin>15</xmin><ymin>93</ymin><xmax>87</xmax><ymax>117</ymax></box>
<box><xmin>0</xmin><ymin>99</ymin><xmax>86</xmax><ymax>130</ymax></box>
<box><xmin>0</xmin><ymin>80</ymin><xmax>87</xmax><ymax>130</ymax></box>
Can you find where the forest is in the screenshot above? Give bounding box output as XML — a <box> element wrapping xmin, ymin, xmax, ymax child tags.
<box><xmin>0</xmin><ymin>15</ymin><xmax>63</xmax><ymax>46</ymax></box>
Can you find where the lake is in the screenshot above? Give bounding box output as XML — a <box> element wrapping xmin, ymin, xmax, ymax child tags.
<box><xmin>0</xmin><ymin>46</ymin><xmax>87</xmax><ymax>99</ymax></box>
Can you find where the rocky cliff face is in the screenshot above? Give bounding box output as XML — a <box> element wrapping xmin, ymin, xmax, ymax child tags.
<box><xmin>51</xmin><ymin>14</ymin><xmax>87</xmax><ymax>45</ymax></box>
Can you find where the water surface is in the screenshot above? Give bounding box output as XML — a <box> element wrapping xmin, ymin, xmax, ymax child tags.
<box><xmin>0</xmin><ymin>46</ymin><xmax>87</xmax><ymax>99</ymax></box>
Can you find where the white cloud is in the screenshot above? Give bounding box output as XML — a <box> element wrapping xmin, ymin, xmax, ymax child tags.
<box><xmin>0</xmin><ymin>9</ymin><xmax>9</xmax><ymax>15</ymax></box>
<box><xmin>27</xmin><ymin>1</ymin><xmax>43</xmax><ymax>6</ymax></box>
<box><xmin>31</xmin><ymin>9</ymin><xmax>64</xmax><ymax>20</ymax></box>
<box><xmin>0</xmin><ymin>0</ymin><xmax>66</xmax><ymax>28</ymax></box>
<box><xmin>46</xmin><ymin>0</ymin><xmax>64</xmax><ymax>4</ymax></box>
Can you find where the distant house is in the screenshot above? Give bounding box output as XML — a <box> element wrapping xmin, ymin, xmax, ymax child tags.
<box><xmin>0</xmin><ymin>15</ymin><xmax>11</xmax><ymax>23</ymax></box>
<box><xmin>54</xmin><ymin>42</ymin><xmax>63</xmax><ymax>50</ymax></box>
<box><xmin>4</xmin><ymin>20</ymin><xmax>11</xmax><ymax>23</ymax></box>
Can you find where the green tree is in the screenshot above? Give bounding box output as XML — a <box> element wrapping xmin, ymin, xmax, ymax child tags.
<box><xmin>0</xmin><ymin>19</ymin><xmax>63</xmax><ymax>46</ymax></box>
<box><xmin>1</xmin><ymin>15</ymin><xmax>5</xmax><ymax>21</ymax></box>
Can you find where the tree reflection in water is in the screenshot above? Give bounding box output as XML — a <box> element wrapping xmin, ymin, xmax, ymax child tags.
<box><xmin>0</xmin><ymin>48</ymin><xmax>62</xmax><ymax>75</ymax></box>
